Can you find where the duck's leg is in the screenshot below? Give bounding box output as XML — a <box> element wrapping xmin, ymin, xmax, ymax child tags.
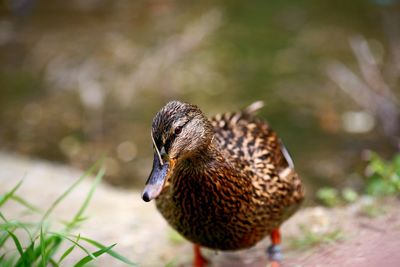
<box><xmin>193</xmin><ymin>244</ymin><xmax>208</xmax><ymax>267</ymax></box>
<box><xmin>267</xmin><ymin>228</ymin><xmax>282</xmax><ymax>267</ymax></box>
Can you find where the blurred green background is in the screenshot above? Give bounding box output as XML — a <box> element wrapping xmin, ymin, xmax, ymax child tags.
<box><xmin>0</xmin><ymin>0</ymin><xmax>399</xmax><ymax>198</ymax></box>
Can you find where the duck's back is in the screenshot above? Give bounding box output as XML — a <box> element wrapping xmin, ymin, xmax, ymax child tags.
<box><xmin>210</xmin><ymin>112</ymin><xmax>286</xmax><ymax>176</ymax></box>
<box><xmin>210</xmin><ymin>111</ymin><xmax>304</xmax><ymax>220</ymax></box>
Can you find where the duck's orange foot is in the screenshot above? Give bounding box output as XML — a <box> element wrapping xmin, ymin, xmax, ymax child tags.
<box><xmin>193</xmin><ymin>244</ymin><xmax>208</xmax><ymax>267</ymax></box>
<box><xmin>267</xmin><ymin>229</ymin><xmax>282</xmax><ymax>267</ymax></box>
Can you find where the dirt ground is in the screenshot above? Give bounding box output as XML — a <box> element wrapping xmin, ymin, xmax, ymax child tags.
<box><xmin>1</xmin><ymin>152</ymin><xmax>399</xmax><ymax>267</ymax></box>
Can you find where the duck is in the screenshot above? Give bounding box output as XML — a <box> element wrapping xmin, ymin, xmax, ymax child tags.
<box><xmin>142</xmin><ymin>100</ymin><xmax>304</xmax><ymax>267</ymax></box>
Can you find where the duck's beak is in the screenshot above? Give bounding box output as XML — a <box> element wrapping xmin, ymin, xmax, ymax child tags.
<box><xmin>142</xmin><ymin>153</ymin><xmax>169</xmax><ymax>202</ymax></box>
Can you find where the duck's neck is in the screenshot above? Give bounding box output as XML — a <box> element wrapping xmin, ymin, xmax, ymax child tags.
<box><xmin>169</xmin><ymin>138</ymin><xmax>252</xmax><ymax>201</ymax></box>
<box><xmin>172</xmin><ymin>137</ymin><xmax>226</xmax><ymax>183</ymax></box>
<box><xmin>181</xmin><ymin>139</ymin><xmax>223</xmax><ymax>166</ymax></box>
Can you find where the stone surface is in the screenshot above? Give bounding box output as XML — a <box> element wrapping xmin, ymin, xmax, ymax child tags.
<box><xmin>1</xmin><ymin>152</ymin><xmax>399</xmax><ymax>267</ymax></box>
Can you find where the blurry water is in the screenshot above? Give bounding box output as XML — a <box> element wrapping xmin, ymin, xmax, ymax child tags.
<box><xmin>0</xmin><ymin>0</ymin><xmax>398</xmax><ymax>197</ymax></box>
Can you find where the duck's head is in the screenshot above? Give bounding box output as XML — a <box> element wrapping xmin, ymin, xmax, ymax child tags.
<box><xmin>142</xmin><ymin>101</ymin><xmax>213</xmax><ymax>202</ymax></box>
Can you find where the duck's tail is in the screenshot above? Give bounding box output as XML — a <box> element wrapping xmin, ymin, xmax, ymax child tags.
<box><xmin>244</xmin><ymin>101</ymin><xmax>264</xmax><ymax>115</ymax></box>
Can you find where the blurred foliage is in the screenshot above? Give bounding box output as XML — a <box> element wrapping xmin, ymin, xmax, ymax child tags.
<box><xmin>316</xmin><ymin>187</ymin><xmax>359</xmax><ymax>207</ymax></box>
<box><xmin>364</xmin><ymin>152</ymin><xmax>400</xmax><ymax>196</ymax></box>
<box><xmin>341</xmin><ymin>188</ymin><xmax>359</xmax><ymax>203</ymax></box>
<box><xmin>0</xmin><ymin>162</ymin><xmax>136</xmax><ymax>266</ymax></box>
<box><xmin>317</xmin><ymin>152</ymin><xmax>400</xmax><ymax>207</ymax></box>
<box><xmin>289</xmin><ymin>224</ymin><xmax>344</xmax><ymax>251</ymax></box>
<box><xmin>359</xmin><ymin>202</ymin><xmax>386</xmax><ymax>218</ymax></box>
<box><xmin>316</xmin><ymin>188</ymin><xmax>341</xmax><ymax>207</ymax></box>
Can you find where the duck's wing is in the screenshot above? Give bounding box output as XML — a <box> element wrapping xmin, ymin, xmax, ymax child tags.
<box><xmin>210</xmin><ymin>110</ymin><xmax>304</xmax><ymax>209</ymax></box>
<box><xmin>210</xmin><ymin>111</ymin><xmax>290</xmax><ymax>177</ymax></box>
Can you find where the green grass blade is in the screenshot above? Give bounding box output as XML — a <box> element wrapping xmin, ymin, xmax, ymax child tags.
<box><xmin>49</xmin><ymin>258</ymin><xmax>59</xmax><ymax>267</ymax></box>
<box><xmin>6</xmin><ymin>230</ymin><xmax>24</xmax><ymax>257</ymax></box>
<box><xmin>1</xmin><ymin>218</ymin><xmax>34</xmax><ymax>243</ymax></box>
<box><xmin>40</xmin><ymin>225</ymin><xmax>47</xmax><ymax>267</ymax></box>
<box><xmin>0</xmin><ymin>212</ymin><xmax>7</xmax><ymax>222</ymax></box>
<box><xmin>0</xmin><ymin>180</ymin><xmax>23</xmax><ymax>208</ymax></box>
<box><xmin>79</xmin><ymin>236</ymin><xmax>138</xmax><ymax>266</ymax></box>
<box><xmin>49</xmin><ymin>232</ymin><xmax>95</xmax><ymax>260</ymax></box>
<box><xmin>58</xmin><ymin>245</ymin><xmax>75</xmax><ymax>263</ymax></box>
<box><xmin>32</xmin><ymin>235</ymin><xmax>63</xmax><ymax>263</ymax></box>
<box><xmin>42</xmin><ymin>159</ymin><xmax>103</xmax><ymax>222</ymax></box>
<box><xmin>58</xmin><ymin>234</ymin><xmax>80</xmax><ymax>264</ymax></box>
<box><xmin>47</xmin><ymin>236</ymin><xmax>63</xmax><ymax>260</ymax></box>
<box><xmin>28</xmin><ymin>234</ymin><xmax>62</xmax><ymax>265</ymax></box>
<box><xmin>65</xmin><ymin>167</ymin><xmax>105</xmax><ymax>230</ymax></box>
<box><xmin>15</xmin><ymin>239</ymin><xmax>35</xmax><ymax>267</ymax></box>
<box><xmin>0</xmin><ymin>232</ymin><xmax>11</xmax><ymax>247</ymax></box>
<box><xmin>11</xmin><ymin>195</ymin><xmax>42</xmax><ymax>213</ymax></box>
<box><xmin>73</xmin><ymin>243</ymin><xmax>116</xmax><ymax>267</ymax></box>
<box><xmin>0</xmin><ymin>159</ymin><xmax>118</xmax><ymax>267</ymax></box>
<box><xmin>0</xmin><ymin>253</ymin><xmax>16</xmax><ymax>267</ymax></box>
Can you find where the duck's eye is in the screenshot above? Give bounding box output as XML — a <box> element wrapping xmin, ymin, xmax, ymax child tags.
<box><xmin>174</xmin><ymin>126</ymin><xmax>182</xmax><ymax>135</ymax></box>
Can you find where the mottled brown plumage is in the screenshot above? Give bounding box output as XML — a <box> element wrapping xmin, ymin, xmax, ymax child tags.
<box><xmin>143</xmin><ymin>100</ymin><xmax>304</xmax><ymax>252</ymax></box>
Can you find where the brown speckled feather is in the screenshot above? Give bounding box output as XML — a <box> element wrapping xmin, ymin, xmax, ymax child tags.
<box><xmin>152</xmin><ymin>101</ymin><xmax>304</xmax><ymax>250</ymax></box>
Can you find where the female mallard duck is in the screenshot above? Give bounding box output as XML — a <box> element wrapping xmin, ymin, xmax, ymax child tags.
<box><xmin>142</xmin><ymin>101</ymin><xmax>304</xmax><ymax>267</ymax></box>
